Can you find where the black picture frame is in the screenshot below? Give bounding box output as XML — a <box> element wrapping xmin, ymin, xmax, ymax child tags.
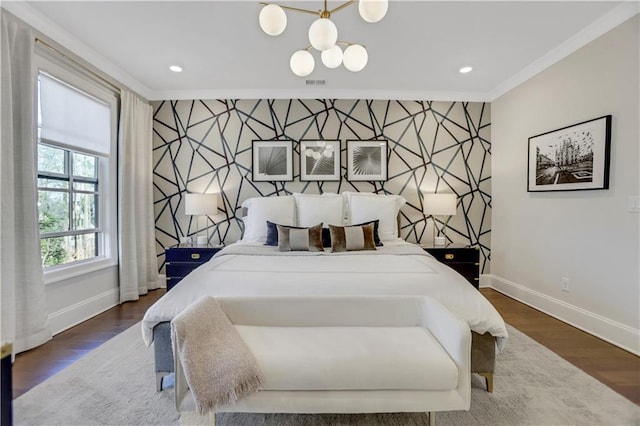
<box><xmin>299</xmin><ymin>140</ymin><xmax>341</xmax><ymax>181</ymax></box>
<box><xmin>346</xmin><ymin>140</ymin><xmax>388</xmax><ymax>182</ymax></box>
<box><xmin>527</xmin><ymin>115</ymin><xmax>612</xmax><ymax>192</ymax></box>
<box><xmin>251</xmin><ymin>140</ymin><xmax>294</xmax><ymax>182</ymax></box>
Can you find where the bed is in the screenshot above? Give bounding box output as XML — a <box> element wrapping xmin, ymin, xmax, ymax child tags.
<box><xmin>142</xmin><ymin>192</ymin><xmax>508</xmax><ymax>392</ymax></box>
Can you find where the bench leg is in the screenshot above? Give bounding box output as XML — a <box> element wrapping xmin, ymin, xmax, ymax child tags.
<box><xmin>478</xmin><ymin>372</ymin><xmax>494</xmax><ymax>393</ymax></box>
<box><xmin>428</xmin><ymin>411</ymin><xmax>436</xmax><ymax>426</ymax></box>
<box><xmin>156</xmin><ymin>373</ymin><xmax>165</xmax><ymax>391</ymax></box>
<box><xmin>209</xmin><ymin>411</ymin><xmax>216</xmax><ymax>426</ymax></box>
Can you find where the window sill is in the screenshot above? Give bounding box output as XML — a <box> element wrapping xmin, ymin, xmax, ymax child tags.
<box><xmin>44</xmin><ymin>257</ymin><xmax>117</xmax><ymax>285</ymax></box>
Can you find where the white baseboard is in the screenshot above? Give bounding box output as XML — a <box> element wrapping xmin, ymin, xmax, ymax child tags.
<box><xmin>48</xmin><ymin>289</ymin><xmax>119</xmax><ymax>335</ymax></box>
<box><xmin>484</xmin><ymin>274</ymin><xmax>640</xmax><ymax>356</ymax></box>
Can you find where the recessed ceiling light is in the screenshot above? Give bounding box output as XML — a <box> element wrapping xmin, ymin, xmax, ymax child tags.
<box><xmin>169</xmin><ymin>65</ymin><xmax>183</xmax><ymax>73</ymax></box>
<box><xmin>459</xmin><ymin>66</ymin><xmax>473</xmax><ymax>74</ymax></box>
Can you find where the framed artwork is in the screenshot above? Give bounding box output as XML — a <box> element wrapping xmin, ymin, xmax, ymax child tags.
<box><xmin>346</xmin><ymin>140</ymin><xmax>388</xmax><ymax>181</ymax></box>
<box><xmin>300</xmin><ymin>140</ymin><xmax>341</xmax><ymax>181</ymax></box>
<box><xmin>252</xmin><ymin>140</ymin><xmax>294</xmax><ymax>182</ymax></box>
<box><xmin>527</xmin><ymin>115</ymin><xmax>611</xmax><ymax>192</ymax></box>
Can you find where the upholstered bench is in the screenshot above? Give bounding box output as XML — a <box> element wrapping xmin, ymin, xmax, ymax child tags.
<box><xmin>174</xmin><ymin>296</ymin><xmax>471</xmax><ymax>426</ymax></box>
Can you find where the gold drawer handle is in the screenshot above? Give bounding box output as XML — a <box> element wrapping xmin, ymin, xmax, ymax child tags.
<box><xmin>445</xmin><ymin>253</ymin><xmax>454</xmax><ymax>260</ymax></box>
<box><xmin>191</xmin><ymin>253</ymin><xmax>201</xmax><ymax>260</ymax></box>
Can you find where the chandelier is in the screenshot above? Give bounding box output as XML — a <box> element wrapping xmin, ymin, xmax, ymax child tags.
<box><xmin>258</xmin><ymin>0</ymin><xmax>389</xmax><ymax>77</ymax></box>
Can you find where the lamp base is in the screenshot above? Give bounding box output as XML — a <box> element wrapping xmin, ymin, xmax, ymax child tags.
<box><xmin>434</xmin><ymin>236</ymin><xmax>446</xmax><ymax>247</ymax></box>
<box><xmin>196</xmin><ymin>236</ymin><xmax>208</xmax><ymax>245</ymax></box>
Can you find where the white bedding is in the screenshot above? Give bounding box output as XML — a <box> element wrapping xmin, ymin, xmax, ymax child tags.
<box><xmin>142</xmin><ymin>241</ymin><xmax>508</xmax><ymax>348</ymax></box>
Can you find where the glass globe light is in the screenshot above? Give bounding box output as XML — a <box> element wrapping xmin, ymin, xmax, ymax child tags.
<box><xmin>358</xmin><ymin>0</ymin><xmax>388</xmax><ymax>23</ymax></box>
<box><xmin>321</xmin><ymin>45</ymin><xmax>343</xmax><ymax>69</ymax></box>
<box><xmin>290</xmin><ymin>50</ymin><xmax>315</xmax><ymax>77</ymax></box>
<box><xmin>259</xmin><ymin>4</ymin><xmax>287</xmax><ymax>36</ymax></box>
<box><xmin>308</xmin><ymin>18</ymin><xmax>338</xmax><ymax>51</ymax></box>
<box><xmin>343</xmin><ymin>44</ymin><xmax>368</xmax><ymax>72</ymax></box>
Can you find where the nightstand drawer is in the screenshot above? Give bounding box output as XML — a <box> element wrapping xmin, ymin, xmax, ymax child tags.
<box><xmin>165</xmin><ymin>245</ymin><xmax>223</xmax><ymax>291</ymax></box>
<box><xmin>448</xmin><ymin>263</ymin><xmax>480</xmax><ymax>288</ymax></box>
<box><xmin>166</xmin><ymin>263</ymin><xmax>202</xmax><ymax>279</ymax></box>
<box><xmin>427</xmin><ymin>248</ymin><xmax>479</xmax><ymax>263</ymax></box>
<box><xmin>165</xmin><ymin>249</ymin><xmax>217</xmax><ymax>263</ymax></box>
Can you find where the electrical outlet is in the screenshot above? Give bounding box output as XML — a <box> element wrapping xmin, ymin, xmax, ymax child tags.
<box><xmin>628</xmin><ymin>196</ymin><xmax>640</xmax><ymax>213</ymax></box>
<box><xmin>561</xmin><ymin>277</ymin><xmax>570</xmax><ymax>292</ymax></box>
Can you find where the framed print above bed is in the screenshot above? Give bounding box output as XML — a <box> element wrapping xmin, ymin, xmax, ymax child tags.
<box><xmin>300</xmin><ymin>140</ymin><xmax>340</xmax><ymax>181</ymax></box>
<box><xmin>527</xmin><ymin>115</ymin><xmax>611</xmax><ymax>192</ymax></box>
<box><xmin>252</xmin><ymin>140</ymin><xmax>294</xmax><ymax>182</ymax></box>
<box><xmin>346</xmin><ymin>140</ymin><xmax>388</xmax><ymax>181</ymax></box>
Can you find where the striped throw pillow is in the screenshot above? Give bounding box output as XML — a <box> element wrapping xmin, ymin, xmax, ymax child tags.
<box><xmin>329</xmin><ymin>223</ymin><xmax>377</xmax><ymax>253</ymax></box>
<box><xmin>276</xmin><ymin>223</ymin><xmax>324</xmax><ymax>252</ymax></box>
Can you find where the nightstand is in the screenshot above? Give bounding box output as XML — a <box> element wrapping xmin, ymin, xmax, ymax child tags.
<box><xmin>423</xmin><ymin>246</ymin><xmax>480</xmax><ymax>289</ymax></box>
<box><xmin>165</xmin><ymin>245</ymin><xmax>223</xmax><ymax>291</ymax></box>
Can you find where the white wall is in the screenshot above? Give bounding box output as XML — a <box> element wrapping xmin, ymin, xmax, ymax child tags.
<box><xmin>45</xmin><ymin>267</ymin><xmax>119</xmax><ymax>335</ymax></box>
<box><xmin>491</xmin><ymin>15</ymin><xmax>639</xmax><ymax>354</ymax></box>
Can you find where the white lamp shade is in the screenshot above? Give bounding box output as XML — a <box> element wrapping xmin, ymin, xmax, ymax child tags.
<box><xmin>308</xmin><ymin>18</ymin><xmax>338</xmax><ymax>51</ymax></box>
<box><xmin>290</xmin><ymin>50</ymin><xmax>315</xmax><ymax>77</ymax></box>
<box><xmin>343</xmin><ymin>44</ymin><xmax>368</xmax><ymax>72</ymax></box>
<box><xmin>358</xmin><ymin>0</ymin><xmax>389</xmax><ymax>23</ymax></box>
<box><xmin>259</xmin><ymin>4</ymin><xmax>287</xmax><ymax>36</ymax></box>
<box><xmin>321</xmin><ymin>45</ymin><xmax>343</xmax><ymax>68</ymax></box>
<box><xmin>185</xmin><ymin>193</ymin><xmax>218</xmax><ymax>216</ymax></box>
<box><xmin>423</xmin><ymin>193</ymin><xmax>457</xmax><ymax>216</ymax></box>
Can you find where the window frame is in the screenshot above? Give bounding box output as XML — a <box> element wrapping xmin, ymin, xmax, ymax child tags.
<box><xmin>35</xmin><ymin>51</ymin><xmax>119</xmax><ymax>285</ymax></box>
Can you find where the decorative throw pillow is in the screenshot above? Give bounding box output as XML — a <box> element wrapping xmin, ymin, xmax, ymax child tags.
<box><xmin>351</xmin><ymin>219</ymin><xmax>383</xmax><ymax>247</ymax></box>
<box><xmin>329</xmin><ymin>223</ymin><xmax>377</xmax><ymax>253</ymax></box>
<box><xmin>266</xmin><ymin>221</ymin><xmax>333</xmax><ymax>248</ymax></box>
<box><xmin>277</xmin><ymin>223</ymin><xmax>324</xmax><ymax>252</ymax></box>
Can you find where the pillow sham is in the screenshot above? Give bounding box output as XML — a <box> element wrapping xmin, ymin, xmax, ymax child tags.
<box><xmin>277</xmin><ymin>223</ymin><xmax>324</xmax><ymax>252</ymax></box>
<box><xmin>293</xmin><ymin>193</ymin><xmax>344</xmax><ymax>227</ymax></box>
<box><xmin>266</xmin><ymin>221</ymin><xmax>332</xmax><ymax>248</ymax></box>
<box><xmin>344</xmin><ymin>192</ymin><xmax>406</xmax><ymax>242</ymax></box>
<box><xmin>329</xmin><ymin>223</ymin><xmax>377</xmax><ymax>253</ymax></box>
<box><xmin>240</xmin><ymin>196</ymin><xmax>295</xmax><ymax>243</ymax></box>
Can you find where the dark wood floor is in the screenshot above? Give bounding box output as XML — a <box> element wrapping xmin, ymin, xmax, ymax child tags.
<box><xmin>12</xmin><ymin>289</ymin><xmax>165</xmax><ymax>398</ymax></box>
<box><xmin>12</xmin><ymin>288</ymin><xmax>640</xmax><ymax>405</ymax></box>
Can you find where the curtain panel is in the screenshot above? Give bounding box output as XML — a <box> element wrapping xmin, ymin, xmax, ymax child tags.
<box><xmin>0</xmin><ymin>12</ymin><xmax>52</xmax><ymax>353</ymax></box>
<box><xmin>118</xmin><ymin>90</ymin><xmax>160</xmax><ymax>302</ymax></box>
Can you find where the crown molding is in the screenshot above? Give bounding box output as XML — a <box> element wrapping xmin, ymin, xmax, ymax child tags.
<box><xmin>488</xmin><ymin>2</ymin><xmax>640</xmax><ymax>102</ymax></box>
<box><xmin>148</xmin><ymin>88</ymin><xmax>490</xmax><ymax>102</ymax></box>
<box><xmin>2</xmin><ymin>1</ymin><xmax>152</xmax><ymax>100</ymax></box>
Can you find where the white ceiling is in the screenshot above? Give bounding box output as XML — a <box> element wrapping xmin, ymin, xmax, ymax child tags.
<box><xmin>4</xmin><ymin>1</ymin><xmax>637</xmax><ymax>101</ymax></box>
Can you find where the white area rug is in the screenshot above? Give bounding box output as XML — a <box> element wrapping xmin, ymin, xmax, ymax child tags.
<box><xmin>14</xmin><ymin>323</ymin><xmax>639</xmax><ymax>426</ymax></box>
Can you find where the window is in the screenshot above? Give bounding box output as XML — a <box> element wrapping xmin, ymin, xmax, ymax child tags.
<box><xmin>35</xmin><ymin>66</ymin><xmax>117</xmax><ymax>277</ymax></box>
<box><xmin>37</xmin><ymin>144</ymin><xmax>100</xmax><ymax>267</ymax></box>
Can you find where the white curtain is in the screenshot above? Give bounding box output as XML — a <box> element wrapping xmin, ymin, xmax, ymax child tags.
<box><xmin>0</xmin><ymin>12</ymin><xmax>52</xmax><ymax>353</ymax></box>
<box><xmin>118</xmin><ymin>90</ymin><xmax>160</xmax><ymax>302</ymax></box>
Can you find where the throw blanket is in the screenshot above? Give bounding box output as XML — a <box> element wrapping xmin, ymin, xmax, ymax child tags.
<box><xmin>171</xmin><ymin>297</ymin><xmax>264</xmax><ymax>414</ymax></box>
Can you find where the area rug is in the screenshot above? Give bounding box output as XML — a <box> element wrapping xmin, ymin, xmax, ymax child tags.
<box><xmin>13</xmin><ymin>323</ymin><xmax>639</xmax><ymax>426</ymax></box>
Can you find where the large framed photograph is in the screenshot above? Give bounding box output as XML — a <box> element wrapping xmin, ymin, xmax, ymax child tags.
<box><xmin>300</xmin><ymin>140</ymin><xmax>341</xmax><ymax>181</ymax></box>
<box><xmin>527</xmin><ymin>115</ymin><xmax>611</xmax><ymax>192</ymax></box>
<box><xmin>346</xmin><ymin>140</ymin><xmax>388</xmax><ymax>181</ymax></box>
<box><xmin>252</xmin><ymin>140</ymin><xmax>293</xmax><ymax>182</ymax></box>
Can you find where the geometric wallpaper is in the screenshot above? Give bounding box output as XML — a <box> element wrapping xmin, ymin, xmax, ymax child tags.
<box><xmin>152</xmin><ymin>100</ymin><xmax>491</xmax><ymax>272</ymax></box>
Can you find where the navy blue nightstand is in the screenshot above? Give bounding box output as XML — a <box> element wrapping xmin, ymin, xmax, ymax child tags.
<box><xmin>165</xmin><ymin>245</ymin><xmax>222</xmax><ymax>291</ymax></box>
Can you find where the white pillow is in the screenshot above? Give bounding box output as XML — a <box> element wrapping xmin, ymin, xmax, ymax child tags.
<box><xmin>344</xmin><ymin>192</ymin><xmax>406</xmax><ymax>241</ymax></box>
<box><xmin>240</xmin><ymin>196</ymin><xmax>295</xmax><ymax>243</ymax></box>
<box><xmin>293</xmin><ymin>193</ymin><xmax>344</xmax><ymax>227</ymax></box>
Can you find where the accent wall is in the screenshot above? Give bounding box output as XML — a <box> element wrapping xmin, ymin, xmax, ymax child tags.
<box><xmin>151</xmin><ymin>100</ymin><xmax>491</xmax><ymax>272</ymax></box>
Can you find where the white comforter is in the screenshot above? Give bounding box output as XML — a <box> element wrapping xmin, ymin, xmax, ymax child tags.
<box><xmin>142</xmin><ymin>241</ymin><xmax>508</xmax><ymax>348</ymax></box>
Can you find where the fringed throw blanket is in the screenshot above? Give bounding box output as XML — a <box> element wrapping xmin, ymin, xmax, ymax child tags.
<box><xmin>171</xmin><ymin>297</ymin><xmax>264</xmax><ymax>414</ymax></box>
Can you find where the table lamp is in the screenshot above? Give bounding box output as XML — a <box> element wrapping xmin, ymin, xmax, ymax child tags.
<box><xmin>423</xmin><ymin>193</ymin><xmax>457</xmax><ymax>247</ymax></box>
<box><xmin>185</xmin><ymin>193</ymin><xmax>218</xmax><ymax>245</ymax></box>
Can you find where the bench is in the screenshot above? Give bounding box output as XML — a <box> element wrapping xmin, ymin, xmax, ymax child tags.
<box><xmin>174</xmin><ymin>296</ymin><xmax>471</xmax><ymax>425</ymax></box>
